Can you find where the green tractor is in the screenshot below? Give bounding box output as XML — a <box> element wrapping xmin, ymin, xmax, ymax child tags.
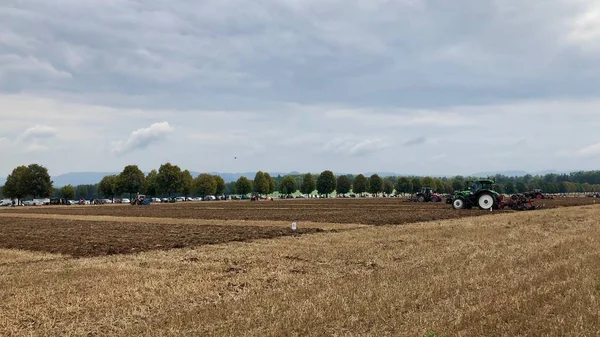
<box><xmin>450</xmin><ymin>179</ymin><xmax>500</xmax><ymax>210</ymax></box>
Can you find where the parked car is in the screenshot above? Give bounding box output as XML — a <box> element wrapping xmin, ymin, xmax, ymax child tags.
<box><xmin>203</xmin><ymin>196</ymin><xmax>216</xmax><ymax>201</ymax></box>
<box><xmin>122</xmin><ymin>198</ymin><xmax>131</xmax><ymax>204</ymax></box>
<box><xmin>49</xmin><ymin>198</ymin><xmax>70</xmax><ymax>205</ymax></box>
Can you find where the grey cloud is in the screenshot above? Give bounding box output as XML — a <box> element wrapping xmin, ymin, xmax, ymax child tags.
<box><xmin>1</xmin><ymin>0</ymin><xmax>598</xmax><ymax>110</ymax></box>
<box><xmin>403</xmin><ymin>137</ymin><xmax>427</xmax><ymax>147</ymax></box>
<box><xmin>111</xmin><ymin>122</ymin><xmax>174</xmax><ymax>155</ymax></box>
<box><xmin>2</xmin><ymin>2</ymin><xmax>600</xmax><ymax>176</ymax></box>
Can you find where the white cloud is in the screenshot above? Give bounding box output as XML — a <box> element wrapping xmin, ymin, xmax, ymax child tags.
<box><xmin>566</xmin><ymin>3</ymin><xmax>600</xmax><ymax>50</ymax></box>
<box><xmin>111</xmin><ymin>122</ymin><xmax>174</xmax><ymax>155</ymax></box>
<box><xmin>25</xmin><ymin>143</ymin><xmax>49</xmax><ymax>152</ymax></box>
<box><xmin>322</xmin><ymin>136</ymin><xmax>389</xmax><ymax>157</ymax></box>
<box><xmin>576</xmin><ymin>142</ymin><xmax>600</xmax><ymax>156</ymax></box>
<box><xmin>20</xmin><ymin>125</ymin><xmax>56</xmax><ymax>142</ymax></box>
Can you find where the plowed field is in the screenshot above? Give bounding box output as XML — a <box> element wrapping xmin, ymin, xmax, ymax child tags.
<box><xmin>0</xmin><ymin>197</ymin><xmax>595</xmax><ymax>225</ymax></box>
<box><xmin>0</xmin><ymin>217</ymin><xmax>320</xmax><ymax>257</ymax></box>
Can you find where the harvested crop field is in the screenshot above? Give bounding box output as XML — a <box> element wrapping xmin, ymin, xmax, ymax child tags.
<box><xmin>0</xmin><ymin>217</ymin><xmax>320</xmax><ymax>257</ymax></box>
<box><xmin>0</xmin><ymin>197</ymin><xmax>595</xmax><ymax>225</ymax></box>
<box><xmin>1</xmin><ymin>205</ymin><xmax>600</xmax><ymax>336</ymax></box>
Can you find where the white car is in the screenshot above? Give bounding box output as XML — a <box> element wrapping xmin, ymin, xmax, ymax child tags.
<box><xmin>175</xmin><ymin>197</ymin><xmax>186</xmax><ymax>202</ymax></box>
<box><xmin>122</xmin><ymin>198</ymin><xmax>131</xmax><ymax>204</ymax></box>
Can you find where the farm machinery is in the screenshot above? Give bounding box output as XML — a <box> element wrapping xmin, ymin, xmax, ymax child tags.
<box><xmin>449</xmin><ymin>179</ymin><xmax>540</xmax><ymax>211</ymax></box>
<box><xmin>131</xmin><ymin>195</ymin><xmax>151</xmax><ymax>206</ymax></box>
<box><xmin>408</xmin><ymin>187</ymin><xmax>443</xmax><ymax>202</ymax></box>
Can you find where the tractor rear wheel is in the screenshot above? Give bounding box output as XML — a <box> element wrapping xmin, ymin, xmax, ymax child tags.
<box><xmin>452</xmin><ymin>198</ymin><xmax>466</xmax><ymax>210</ymax></box>
<box><xmin>478</xmin><ymin>193</ymin><xmax>495</xmax><ymax>210</ymax></box>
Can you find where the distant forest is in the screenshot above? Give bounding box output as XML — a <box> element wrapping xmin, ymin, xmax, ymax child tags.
<box><xmin>2</xmin><ymin>163</ymin><xmax>600</xmax><ymax>200</ymax></box>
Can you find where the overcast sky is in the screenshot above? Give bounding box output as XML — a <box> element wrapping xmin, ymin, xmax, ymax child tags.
<box><xmin>1</xmin><ymin>0</ymin><xmax>600</xmax><ymax>177</ymax></box>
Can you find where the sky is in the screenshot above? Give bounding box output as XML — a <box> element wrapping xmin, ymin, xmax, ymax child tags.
<box><xmin>1</xmin><ymin>0</ymin><xmax>600</xmax><ymax>177</ymax></box>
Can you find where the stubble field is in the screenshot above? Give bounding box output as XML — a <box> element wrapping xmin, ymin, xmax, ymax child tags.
<box><xmin>1</xmin><ymin>197</ymin><xmax>599</xmax><ymax>336</ymax></box>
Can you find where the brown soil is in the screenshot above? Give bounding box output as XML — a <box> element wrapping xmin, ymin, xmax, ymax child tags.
<box><xmin>0</xmin><ymin>197</ymin><xmax>595</xmax><ymax>225</ymax></box>
<box><xmin>0</xmin><ymin>217</ymin><xmax>321</xmax><ymax>257</ymax></box>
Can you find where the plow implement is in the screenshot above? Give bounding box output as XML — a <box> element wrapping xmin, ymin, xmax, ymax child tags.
<box><xmin>497</xmin><ymin>193</ymin><xmax>542</xmax><ymax>211</ymax></box>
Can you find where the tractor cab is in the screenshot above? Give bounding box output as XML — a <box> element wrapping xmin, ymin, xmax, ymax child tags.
<box><xmin>420</xmin><ymin>187</ymin><xmax>433</xmax><ymax>196</ymax></box>
<box><xmin>470</xmin><ymin>180</ymin><xmax>494</xmax><ymax>193</ymax></box>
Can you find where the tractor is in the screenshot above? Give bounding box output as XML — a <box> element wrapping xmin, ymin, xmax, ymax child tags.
<box><xmin>131</xmin><ymin>195</ymin><xmax>151</xmax><ymax>206</ymax></box>
<box><xmin>450</xmin><ymin>179</ymin><xmax>500</xmax><ymax>210</ymax></box>
<box><xmin>450</xmin><ymin>179</ymin><xmax>540</xmax><ymax>211</ymax></box>
<box><xmin>409</xmin><ymin>187</ymin><xmax>443</xmax><ymax>202</ymax></box>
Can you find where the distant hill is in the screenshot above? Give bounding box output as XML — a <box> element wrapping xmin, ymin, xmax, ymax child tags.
<box><xmin>52</xmin><ymin>172</ymin><xmax>119</xmax><ymax>186</ymax></box>
<box><xmin>470</xmin><ymin>170</ymin><xmax>567</xmax><ymax>177</ymax></box>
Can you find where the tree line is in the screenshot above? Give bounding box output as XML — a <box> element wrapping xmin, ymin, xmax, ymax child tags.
<box><xmin>3</xmin><ymin>164</ymin><xmax>600</xmax><ymax>201</ymax></box>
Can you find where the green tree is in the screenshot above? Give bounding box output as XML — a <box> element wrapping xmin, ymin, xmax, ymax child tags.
<box><xmin>336</xmin><ymin>175</ymin><xmax>352</xmax><ymax>195</ymax></box>
<box><xmin>451</xmin><ymin>177</ymin><xmax>465</xmax><ymax>191</ymax></box>
<box><xmin>117</xmin><ymin>165</ymin><xmax>145</xmax><ymax>199</ymax></box>
<box><xmin>505</xmin><ymin>182</ymin><xmax>515</xmax><ymax>194</ymax></box>
<box><xmin>3</xmin><ymin>166</ymin><xmax>30</xmax><ymax>202</ymax></box>
<box><xmin>421</xmin><ymin>176</ymin><xmax>435</xmax><ymax>188</ymax></box>
<box><xmin>411</xmin><ymin>177</ymin><xmax>422</xmax><ymax>193</ymax></box>
<box><xmin>180</xmin><ymin>170</ymin><xmax>194</xmax><ymax>198</ymax></box>
<box><xmin>383</xmin><ymin>180</ymin><xmax>394</xmax><ymax>195</ymax></box>
<box><xmin>145</xmin><ymin>170</ymin><xmax>159</xmax><ymax>196</ymax></box>
<box><xmin>353</xmin><ymin>174</ymin><xmax>369</xmax><ymax>196</ymax></box>
<box><xmin>317</xmin><ymin>170</ymin><xmax>336</xmax><ymax>197</ymax></box>
<box><xmin>279</xmin><ymin>176</ymin><xmax>297</xmax><ymax>195</ymax></box>
<box><xmin>369</xmin><ymin>174</ymin><xmax>384</xmax><ymax>196</ymax></box>
<box><xmin>195</xmin><ymin>173</ymin><xmax>217</xmax><ymax>197</ymax></box>
<box><xmin>77</xmin><ymin>185</ymin><xmax>88</xmax><ymax>199</ymax></box>
<box><xmin>235</xmin><ymin>176</ymin><xmax>252</xmax><ymax>196</ymax></box>
<box><xmin>264</xmin><ymin>172</ymin><xmax>275</xmax><ymax>195</ymax></box>
<box><xmin>253</xmin><ymin>171</ymin><xmax>269</xmax><ymax>195</ymax></box>
<box><xmin>225</xmin><ymin>181</ymin><xmax>237</xmax><ymax>195</ymax></box>
<box><xmin>157</xmin><ymin>163</ymin><xmax>183</xmax><ymax>198</ymax></box>
<box><xmin>395</xmin><ymin>177</ymin><xmax>413</xmax><ymax>195</ymax></box>
<box><xmin>214</xmin><ymin>175</ymin><xmax>227</xmax><ymax>196</ymax></box>
<box><xmin>98</xmin><ymin>175</ymin><xmax>119</xmax><ymax>199</ymax></box>
<box><xmin>300</xmin><ymin>173</ymin><xmax>316</xmax><ymax>195</ymax></box>
<box><xmin>26</xmin><ymin>164</ymin><xmax>53</xmax><ymax>199</ymax></box>
<box><xmin>495</xmin><ymin>184</ymin><xmax>505</xmax><ymax>194</ymax></box>
<box><xmin>516</xmin><ymin>182</ymin><xmax>527</xmax><ymax>193</ymax></box>
<box><xmin>59</xmin><ymin>185</ymin><xmax>76</xmax><ymax>200</ymax></box>
<box><xmin>434</xmin><ymin>179</ymin><xmax>445</xmax><ymax>193</ymax></box>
